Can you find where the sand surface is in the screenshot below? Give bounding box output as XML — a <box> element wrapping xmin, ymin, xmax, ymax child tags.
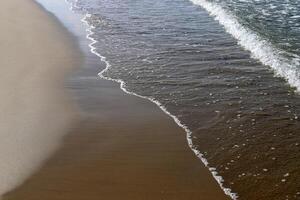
<box><xmin>3</xmin><ymin>0</ymin><xmax>230</xmax><ymax>199</ymax></box>
<box><xmin>0</xmin><ymin>0</ymin><xmax>81</xmax><ymax>197</ymax></box>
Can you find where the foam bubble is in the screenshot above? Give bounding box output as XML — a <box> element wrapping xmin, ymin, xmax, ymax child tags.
<box><xmin>64</xmin><ymin>0</ymin><xmax>239</xmax><ymax>199</ymax></box>
<box><xmin>190</xmin><ymin>0</ymin><xmax>300</xmax><ymax>92</ymax></box>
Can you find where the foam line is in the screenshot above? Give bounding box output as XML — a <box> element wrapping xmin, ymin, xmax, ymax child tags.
<box><xmin>65</xmin><ymin>0</ymin><xmax>238</xmax><ymax>199</ymax></box>
<box><xmin>190</xmin><ymin>0</ymin><xmax>300</xmax><ymax>92</ymax></box>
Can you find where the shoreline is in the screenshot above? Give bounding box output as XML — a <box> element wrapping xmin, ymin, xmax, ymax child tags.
<box><xmin>4</xmin><ymin>0</ymin><xmax>230</xmax><ymax>199</ymax></box>
<box><xmin>82</xmin><ymin>11</ymin><xmax>237</xmax><ymax>199</ymax></box>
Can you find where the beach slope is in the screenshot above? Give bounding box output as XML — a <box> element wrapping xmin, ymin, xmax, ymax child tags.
<box><xmin>2</xmin><ymin>0</ymin><xmax>230</xmax><ymax>199</ymax></box>
<box><xmin>0</xmin><ymin>0</ymin><xmax>81</xmax><ymax>197</ymax></box>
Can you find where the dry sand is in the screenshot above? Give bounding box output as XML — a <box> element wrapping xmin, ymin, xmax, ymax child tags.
<box><xmin>3</xmin><ymin>0</ymin><xmax>230</xmax><ymax>199</ymax></box>
<box><xmin>0</xmin><ymin>0</ymin><xmax>81</xmax><ymax>197</ymax></box>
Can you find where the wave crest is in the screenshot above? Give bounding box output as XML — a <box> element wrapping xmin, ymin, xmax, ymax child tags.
<box><xmin>190</xmin><ymin>0</ymin><xmax>300</xmax><ymax>92</ymax></box>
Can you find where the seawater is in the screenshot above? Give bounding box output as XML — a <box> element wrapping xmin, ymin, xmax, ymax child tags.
<box><xmin>38</xmin><ymin>0</ymin><xmax>300</xmax><ymax>199</ymax></box>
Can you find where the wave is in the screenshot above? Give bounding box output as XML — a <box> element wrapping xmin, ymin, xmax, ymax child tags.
<box><xmin>190</xmin><ymin>0</ymin><xmax>300</xmax><ymax>92</ymax></box>
<box><xmin>64</xmin><ymin>0</ymin><xmax>238</xmax><ymax>199</ymax></box>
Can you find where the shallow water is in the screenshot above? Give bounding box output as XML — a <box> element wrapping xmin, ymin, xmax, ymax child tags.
<box><xmin>45</xmin><ymin>0</ymin><xmax>300</xmax><ymax>199</ymax></box>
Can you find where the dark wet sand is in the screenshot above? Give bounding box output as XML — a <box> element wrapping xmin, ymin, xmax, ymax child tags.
<box><xmin>5</xmin><ymin>78</ymin><xmax>230</xmax><ymax>200</ymax></box>
<box><xmin>4</xmin><ymin>1</ymin><xmax>230</xmax><ymax>199</ymax></box>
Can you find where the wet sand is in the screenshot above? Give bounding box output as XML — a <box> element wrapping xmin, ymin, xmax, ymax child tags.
<box><xmin>3</xmin><ymin>0</ymin><xmax>230</xmax><ymax>199</ymax></box>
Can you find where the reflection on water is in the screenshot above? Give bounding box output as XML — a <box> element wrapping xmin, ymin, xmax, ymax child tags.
<box><xmin>39</xmin><ymin>0</ymin><xmax>300</xmax><ymax>199</ymax></box>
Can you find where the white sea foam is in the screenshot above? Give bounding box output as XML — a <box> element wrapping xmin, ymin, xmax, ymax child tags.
<box><xmin>64</xmin><ymin>0</ymin><xmax>238</xmax><ymax>199</ymax></box>
<box><xmin>190</xmin><ymin>0</ymin><xmax>300</xmax><ymax>92</ymax></box>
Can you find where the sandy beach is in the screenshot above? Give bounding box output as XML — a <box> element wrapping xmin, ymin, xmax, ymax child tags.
<box><xmin>0</xmin><ymin>0</ymin><xmax>81</xmax><ymax>197</ymax></box>
<box><xmin>2</xmin><ymin>0</ymin><xmax>230</xmax><ymax>199</ymax></box>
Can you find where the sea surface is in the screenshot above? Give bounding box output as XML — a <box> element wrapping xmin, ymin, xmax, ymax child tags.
<box><xmin>48</xmin><ymin>0</ymin><xmax>300</xmax><ymax>199</ymax></box>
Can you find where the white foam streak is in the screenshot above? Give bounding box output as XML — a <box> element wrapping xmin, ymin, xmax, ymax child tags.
<box><xmin>65</xmin><ymin>0</ymin><xmax>238</xmax><ymax>199</ymax></box>
<box><xmin>190</xmin><ymin>0</ymin><xmax>300</xmax><ymax>92</ymax></box>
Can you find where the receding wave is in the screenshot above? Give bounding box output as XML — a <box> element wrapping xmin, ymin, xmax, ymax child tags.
<box><xmin>190</xmin><ymin>0</ymin><xmax>300</xmax><ymax>92</ymax></box>
<box><xmin>82</xmin><ymin>11</ymin><xmax>239</xmax><ymax>200</ymax></box>
<box><xmin>64</xmin><ymin>0</ymin><xmax>238</xmax><ymax>199</ymax></box>
<box><xmin>57</xmin><ymin>0</ymin><xmax>300</xmax><ymax>199</ymax></box>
